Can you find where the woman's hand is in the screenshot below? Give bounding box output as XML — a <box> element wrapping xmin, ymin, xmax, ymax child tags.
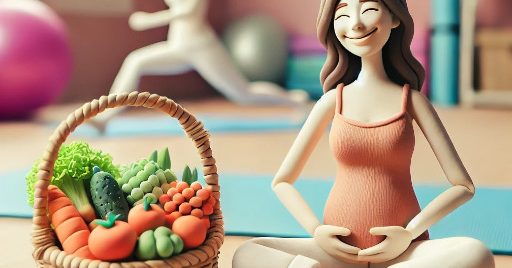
<box><xmin>357</xmin><ymin>226</ymin><xmax>413</xmax><ymax>263</ymax></box>
<box><xmin>314</xmin><ymin>225</ymin><xmax>361</xmax><ymax>262</ymax></box>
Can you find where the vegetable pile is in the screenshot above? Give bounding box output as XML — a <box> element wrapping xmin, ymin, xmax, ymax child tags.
<box><xmin>27</xmin><ymin>141</ymin><xmax>120</xmax><ymax>223</ymax></box>
<box><xmin>26</xmin><ymin>142</ymin><xmax>217</xmax><ymax>262</ymax></box>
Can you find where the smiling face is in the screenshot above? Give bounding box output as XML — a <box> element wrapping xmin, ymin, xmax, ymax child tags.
<box><xmin>333</xmin><ymin>0</ymin><xmax>399</xmax><ymax>57</ymax></box>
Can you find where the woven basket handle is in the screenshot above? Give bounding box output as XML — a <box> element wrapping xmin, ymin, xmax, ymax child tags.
<box><xmin>31</xmin><ymin>92</ymin><xmax>219</xmax><ymax>259</ymax></box>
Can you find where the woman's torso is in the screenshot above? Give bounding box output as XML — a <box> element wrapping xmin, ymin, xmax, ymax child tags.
<box><xmin>324</xmin><ymin>83</ymin><xmax>428</xmax><ymax>249</ymax></box>
<box><xmin>167</xmin><ymin>0</ymin><xmax>217</xmax><ymax>49</ymax></box>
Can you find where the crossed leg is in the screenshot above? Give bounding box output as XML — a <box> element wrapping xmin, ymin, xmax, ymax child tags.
<box><xmin>233</xmin><ymin>237</ymin><xmax>494</xmax><ymax>268</ymax></box>
<box><xmin>376</xmin><ymin>237</ymin><xmax>494</xmax><ymax>268</ymax></box>
<box><xmin>233</xmin><ymin>237</ymin><xmax>365</xmax><ymax>268</ymax></box>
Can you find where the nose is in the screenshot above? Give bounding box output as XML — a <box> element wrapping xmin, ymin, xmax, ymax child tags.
<box><xmin>351</xmin><ymin>15</ymin><xmax>365</xmax><ymax>31</ymax></box>
<box><xmin>352</xmin><ymin>22</ymin><xmax>364</xmax><ymax>31</ymax></box>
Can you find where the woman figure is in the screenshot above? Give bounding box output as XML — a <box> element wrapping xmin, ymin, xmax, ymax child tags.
<box><xmin>92</xmin><ymin>0</ymin><xmax>307</xmax><ymax>128</ymax></box>
<box><xmin>232</xmin><ymin>0</ymin><xmax>494</xmax><ymax>267</ymax></box>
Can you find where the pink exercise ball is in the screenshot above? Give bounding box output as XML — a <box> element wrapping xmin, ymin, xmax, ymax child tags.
<box><xmin>0</xmin><ymin>0</ymin><xmax>72</xmax><ymax>120</ymax></box>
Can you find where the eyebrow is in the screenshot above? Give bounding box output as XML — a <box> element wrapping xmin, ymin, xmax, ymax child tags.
<box><xmin>336</xmin><ymin>2</ymin><xmax>347</xmax><ymax>10</ymax></box>
<box><xmin>336</xmin><ymin>0</ymin><xmax>378</xmax><ymax>10</ymax></box>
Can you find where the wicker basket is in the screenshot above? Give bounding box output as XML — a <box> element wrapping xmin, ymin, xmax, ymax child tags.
<box><xmin>31</xmin><ymin>92</ymin><xmax>224</xmax><ymax>267</ymax></box>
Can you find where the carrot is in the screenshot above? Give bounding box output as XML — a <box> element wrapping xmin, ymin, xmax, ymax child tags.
<box><xmin>63</xmin><ymin>230</ymin><xmax>90</xmax><ymax>253</ymax></box>
<box><xmin>74</xmin><ymin>245</ymin><xmax>97</xmax><ymax>259</ymax></box>
<box><xmin>51</xmin><ymin>205</ymin><xmax>81</xmax><ymax>227</ymax></box>
<box><xmin>48</xmin><ymin>197</ymin><xmax>72</xmax><ymax>216</ymax></box>
<box><xmin>55</xmin><ymin>217</ymin><xmax>87</xmax><ymax>241</ymax></box>
<box><xmin>47</xmin><ymin>185</ymin><xmax>96</xmax><ymax>259</ymax></box>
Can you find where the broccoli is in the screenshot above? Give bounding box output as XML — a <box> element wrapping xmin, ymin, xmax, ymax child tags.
<box><xmin>26</xmin><ymin>141</ymin><xmax>120</xmax><ymax>223</ymax></box>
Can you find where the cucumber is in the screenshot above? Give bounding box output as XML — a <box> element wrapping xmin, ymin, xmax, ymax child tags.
<box><xmin>90</xmin><ymin>166</ymin><xmax>130</xmax><ymax>221</ymax></box>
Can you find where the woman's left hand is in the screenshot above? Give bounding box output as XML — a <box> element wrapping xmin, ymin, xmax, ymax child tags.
<box><xmin>357</xmin><ymin>226</ymin><xmax>413</xmax><ymax>263</ymax></box>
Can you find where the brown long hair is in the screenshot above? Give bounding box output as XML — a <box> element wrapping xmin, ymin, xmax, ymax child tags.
<box><xmin>317</xmin><ymin>0</ymin><xmax>424</xmax><ymax>92</ymax></box>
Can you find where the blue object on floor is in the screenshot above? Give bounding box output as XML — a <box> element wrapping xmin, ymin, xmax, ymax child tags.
<box><xmin>0</xmin><ymin>169</ymin><xmax>33</xmax><ymax>218</ymax></box>
<box><xmin>430</xmin><ymin>0</ymin><xmax>460</xmax><ymax>106</ymax></box>
<box><xmin>65</xmin><ymin>114</ymin><xmax>304</xmax><ymax>137</ymax></box>
<box><xmin>3</xmin><ymin>170</ymin><xmax>511</xmax><ymax>254</ymax></box>
<box><xmin>285</xmin><ymin>54</ymin><xmax>326</xmax><ymax>100</ymax></box>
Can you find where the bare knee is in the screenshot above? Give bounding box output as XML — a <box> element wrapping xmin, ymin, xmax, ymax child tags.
<box><xmin>232</xmin><ymin>238</ymin><xmax>266</xmax><ymax>267</ymax></box>
<box><xmin>233</xmin><ymin>238</ymin><xmax>292</xmax><ymax>268</ymax></box>
<box><xmin>457</xmin><ymin>238</ymin><xmax>495</xmax><ymax>268</ymax></box>
<box><xmin>384</xmin><ymin>237</ymin><xmax>494</xmax><ymax>268</ymax></box>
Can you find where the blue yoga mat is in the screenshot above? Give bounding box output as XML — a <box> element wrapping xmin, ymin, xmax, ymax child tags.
<box><xmin>3</xmin><ymin>170</ymin><xmax>511</xmax><ymax>254</ymax></box>
<box><xmin>61</xmin><ymin>114</ymin><xmax>303</xmax><ymax>137</ymax></box>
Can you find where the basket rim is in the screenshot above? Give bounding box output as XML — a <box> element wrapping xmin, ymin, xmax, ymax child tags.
<box><xmin>31</xmin><ymin>92</ymin><xmax>224</xmax><ymax>267</ymax></box>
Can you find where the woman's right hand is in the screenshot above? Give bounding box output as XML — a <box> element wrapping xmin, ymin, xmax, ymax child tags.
<box><xmin>313</xmin><ymin>225</ymin><xmax>361</xmax><ymax>262</ymax></box>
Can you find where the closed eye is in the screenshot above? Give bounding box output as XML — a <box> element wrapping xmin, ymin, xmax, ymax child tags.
<box><xmin>362</xmin><ymin>8</ymin><xmax>379</xmax><ymax>14</ymax></box>
<box><xmin>335</xmin><ymin>14</ymin><xmax>350</xmax><ymax>20</ymax></box>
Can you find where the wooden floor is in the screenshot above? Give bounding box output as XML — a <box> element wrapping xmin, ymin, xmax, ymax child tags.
<box><xmin>0</xmin><ymin>99</ymin><xmax>510</xmax><ymax>267</ymax></box>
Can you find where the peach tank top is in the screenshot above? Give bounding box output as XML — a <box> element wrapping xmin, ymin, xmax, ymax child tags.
<box><xmin>324</xmin><ymin>84</ymin><xmax>429</xmax><ymax>249</ymax></box>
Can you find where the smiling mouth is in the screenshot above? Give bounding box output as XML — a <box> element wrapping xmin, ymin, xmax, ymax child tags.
<box><xmin>344</xmin><ymin>28</ymin><xmax>378</xmax><ymax>40</ymax></box>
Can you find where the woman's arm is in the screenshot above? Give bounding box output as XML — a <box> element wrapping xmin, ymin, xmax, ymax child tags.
<box><xmin>129</xmin><ymin>10</ymin><xmax>173</xmax><ymax>31</ymax></box>
<box><xmin>129</xmin><ymin>0</ymin><xmax>203</xmax><ymax>31</ymax></box>
<box><xmin>272</xmin><ymin>90</ymin><xmax>336</xmax><ymax>236</ymax></box>
<box><xmin>273</xmin><ymin>90</ymin><xmax>362</xmax><ymax>261</ymax></box>
<box><xmin>406</xmin><ymin>90</ymin><xmax>475</xmax><ymax>239</ymax></box>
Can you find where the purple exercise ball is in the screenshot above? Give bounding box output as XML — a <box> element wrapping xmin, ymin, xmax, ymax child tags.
<box><xmin>0</xmin><ymin>0</ymin><xmax>72</xmax><ymax>119</ymax></box>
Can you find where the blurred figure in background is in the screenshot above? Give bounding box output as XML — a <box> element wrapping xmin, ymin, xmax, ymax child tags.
<box><xmin>91</xmin><ymin>0</ymin><xmax>308</xmax><ymax>131</ymax></box>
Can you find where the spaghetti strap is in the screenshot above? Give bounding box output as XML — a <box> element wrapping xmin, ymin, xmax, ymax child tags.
<box><xmin>401</xmin><ymin>84</ymin><xmax>410</xmax><ymax>113</ymax></box>
<box><xmin>336</xmin><ymin>83</ymin><xmax>344</xmax><ymax>115</ymax></box>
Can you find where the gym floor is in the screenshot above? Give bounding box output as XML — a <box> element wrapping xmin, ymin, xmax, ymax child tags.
<box><xmin>0</xmin><ymin>99</ymin><xmax>510</xmax><ymax>267</ymax></box>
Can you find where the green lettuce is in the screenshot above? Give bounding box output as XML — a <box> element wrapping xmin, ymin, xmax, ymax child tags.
<box><xmin>26</xmin><ymin>141</ymin><xmax>120</xmax><ymax>222</ymax></box>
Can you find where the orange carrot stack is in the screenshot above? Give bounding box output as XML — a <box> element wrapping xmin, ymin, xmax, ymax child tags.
<box><xmin>47</xmin><ymin>185</ymin><xmax>96</xmax><ymax>259</ymax></box>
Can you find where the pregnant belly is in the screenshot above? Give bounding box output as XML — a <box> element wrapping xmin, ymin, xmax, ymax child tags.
<box><xmin>323</xmin><ymin>181</ymin><xmax>425</xmax><ymax>249</ymax></box>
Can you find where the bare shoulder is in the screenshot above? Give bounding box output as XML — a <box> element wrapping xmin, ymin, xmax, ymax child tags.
<box><xmin>309</xmin><ymin>89</ymin><xmax>337</xmax><ymax>116</ymax></box>
<box><xmin>408</xmin><ymin>90</ymin><xmax>435</xmax><ymax>116</ymax></box>
<box><xmin>316</xmin><ymin>88</ymin><xmax>337</xmax><ymax>107</ymax></box>
<box><xmin>409</xmin><ymin>89</ymin><xmax>430</xmax><ymax>104</ymax></box>
<box><xmin>406</xmin><ymin>89</ymin><xmax>445</xmax><ymax>128</ymax></box>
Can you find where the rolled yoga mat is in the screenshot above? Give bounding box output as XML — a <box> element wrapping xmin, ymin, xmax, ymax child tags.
<box><xmin>285</xmin><ymin>54</ymin><xmax>326</xmax><ymax>100</ymax></box>
<box><xmin>430</xmin><ymin>0</ymin><xmax>460</xmax><ymax>106</ymax></box>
